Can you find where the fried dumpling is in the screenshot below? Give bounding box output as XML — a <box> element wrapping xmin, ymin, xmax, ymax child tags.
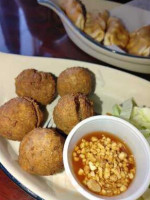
<box><xmin>61</xmin><ymin>0</ymin><xmax>86</xmax><ymax>30</ymax></box>
<box><xmin>97</xmin><ymin>10</ymin><xmax>109</xmax><ymax>31</ymax></box>
<box><xmin>84</xmin><ymin>10</ymin><xmax>109</xmax><ymax>42</ymax></box>
<box><xmin>127</xmin><ymin>25</ymin><xmax>150</xmax><ymax>57</ymax></box>
<box><xmin>104</xmin><ymin>17</ymin><xmax>129</xmax><ymax>49</ymax></box>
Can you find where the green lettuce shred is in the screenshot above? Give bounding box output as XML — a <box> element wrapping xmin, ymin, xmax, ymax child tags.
<box><xmin>111</xmin><ymin>98</ymin><xmax>150</xmax><ymax>200</ymax></box>
<box><xmin>112</xmin><ymin>98</ymin><xmax>150</xmax><ymax>138</ymax></box>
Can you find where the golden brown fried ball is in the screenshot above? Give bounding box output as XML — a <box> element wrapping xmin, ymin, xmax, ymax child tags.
<box><xmin>19</xmin><ymin>128</ymin><xmax>64</xmax><ymax>176</ymax></box>
<box><xmin>15</xmin><ymin>69</ymin><xmax>56</xmax><ymax>105</ymax></box>
<box><xmin>0</xmin><ymin>97</ymin><xmax>43</xmax><ymax>141</ymax></box>
<box><xmin>57</xmin><ymin>67</ymin><xmax>93</xmax><ymax>96</ymax></box>
<box><xmin>53</xmin><ymin>93</ymin><xmax>94</xmax><ymax>134</ymax></box>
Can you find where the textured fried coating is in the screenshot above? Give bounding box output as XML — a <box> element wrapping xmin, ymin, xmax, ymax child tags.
<box><xmin>19</xmin><ymin>128</ymin><xmax>64</xmax><ymax>176</ymax></box>
<box><xmin>15</xmin><ymin>69</ymin><xmax>56</xmax><ymax>105</ymax></box>
<box><xmin>53</xmin><ymin>93</ymin><xmax>94</xmax><ymax>134</ymax></box>
<box><xmin>57</xmin><ymin>67</ymin><xmax>93</xmax><ymax>97</ymax></box>
<box><xmin>0</xmin><ymin>97</ymin><xmax>43</xmax><ymax>141</ymax></box>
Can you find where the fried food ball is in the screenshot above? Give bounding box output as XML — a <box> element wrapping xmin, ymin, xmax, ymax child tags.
<box><xmin>0</xmin><ymin>97</ymin><xmax>43</xmax><ymax>141</ymax></box>
<box><xmin>15</xmin><ymin>69</ymin><xmax>56</xmax><ymax>105</ymax></box>
<box><xmin>57</xmin><ymin>67</ymin><xmax>93</xmax><ymax>96</ymax></box>
<box><xmin>53</xmin><ymin>93</ymin><xmax>94</xmax><ymax>134</ymax></box>
<box><xmin>19</xmin><ymin>128</ymin><xmax>64</xmax><ymax>176</ymax></box>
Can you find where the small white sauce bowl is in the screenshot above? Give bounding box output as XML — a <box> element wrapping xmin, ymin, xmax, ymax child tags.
<box><xmin>63</xmin><ymin>115</ymin><xmax>150</xmax><ymax>200</ymax></box>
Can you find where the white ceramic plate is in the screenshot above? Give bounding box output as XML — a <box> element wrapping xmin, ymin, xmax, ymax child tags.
<box><xmin>0</xmin><ymin>52</ymin><xmax>150</xmax><ymax>200</ymax></box>
<box><xmin>37</xmin><ymin>0</ymin><xmax>150</xmax><ymax>74</ymax></box>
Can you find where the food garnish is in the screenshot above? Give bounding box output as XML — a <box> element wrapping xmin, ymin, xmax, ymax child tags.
<box><xmin>72</xmin><ymin>131</ymin><xmax>136</xmax><ymax>196</ymax></box>
<box><xmin>111</xmin><ymin>98</ymin><xmax>150</xmax><ymax>139</ymax></box>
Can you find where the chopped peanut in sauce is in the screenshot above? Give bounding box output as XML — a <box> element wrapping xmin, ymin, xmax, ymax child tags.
<box><xmin>72</xmin><ymin>131</ymin><xmax>136</xmax><ymax>197</ymax></box>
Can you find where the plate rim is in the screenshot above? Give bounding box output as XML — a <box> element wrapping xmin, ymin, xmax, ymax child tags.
<box><xmin>1</xmin><ymin>52</ymin><xmax>150</xmax><ymax>84</ymax></box>
<box><xmin>0</xmin><ymin>52</ymin><xmax>150</xmax><ymax>84</ymax></box>
<box><xmin>0</xmin><ymin>162</ymin><xmax>44</xmax><ymax>200</ymax></box>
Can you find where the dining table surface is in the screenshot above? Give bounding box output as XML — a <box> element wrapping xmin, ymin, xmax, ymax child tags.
<box><xmin>0</xmin><ymin>0</ymin><xmax>150</xmax><ymax>200</ymax></box>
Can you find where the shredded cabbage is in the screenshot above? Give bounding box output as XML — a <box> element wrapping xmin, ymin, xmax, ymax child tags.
<box><xmin>112</xmin><ymin>98</ymin><xmax>150</xmax><ymax>138</ymax></box>
<box><xmin>111</xmin><ymin>98</ymin><xmax>150</xmax><ymax>199</ymax></box>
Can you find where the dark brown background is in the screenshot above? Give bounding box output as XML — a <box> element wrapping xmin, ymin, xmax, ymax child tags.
<box><xmin>0</xmin><ymin>0</ymin><xmax>150</xmax><ymax>199</ymax></box>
